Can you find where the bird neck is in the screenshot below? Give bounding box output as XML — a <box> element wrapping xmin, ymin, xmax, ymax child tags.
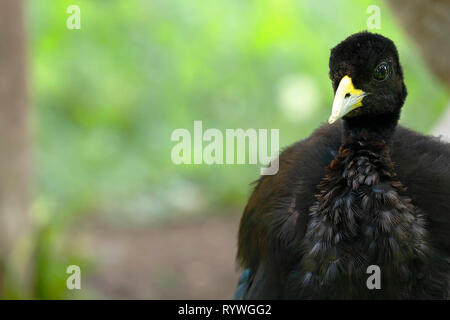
<box><xmin>342</xmin><ymin>111</ymin><xmax>400</xmax><ymax>146</ymax></box>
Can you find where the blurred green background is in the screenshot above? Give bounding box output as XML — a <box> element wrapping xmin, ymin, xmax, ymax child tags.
<box><xmin>23</xmin><ymin>0</ymin><xmax>449</xmax><ymax>298</ymax></box>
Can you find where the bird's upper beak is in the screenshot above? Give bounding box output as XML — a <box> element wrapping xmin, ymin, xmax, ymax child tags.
<box><xmin>328</xmin><ymin>75</ymin><xmax>368</xmax><ymax>124</ymax></box>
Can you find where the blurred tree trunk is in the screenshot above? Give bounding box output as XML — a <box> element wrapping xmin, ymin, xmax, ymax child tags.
<box><xmin>386</xmin><ymin>0</ymin><xmax>450</xmax><ymax>140</ymax></box>
<box><xmin>386</xmin><ymin>0</ymin><xmax>450</xmax><ymax>87</ymax></box>
<box><xmin>0</xmin><ymin>0</ymin><xmax>32</xmax><ymax>297</ymax></box>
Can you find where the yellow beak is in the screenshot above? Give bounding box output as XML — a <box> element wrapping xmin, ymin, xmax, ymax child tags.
<box><xmin>328</xmin><ymin>75</ymin><xmax>368</xmax><ymax>124</ymax></box>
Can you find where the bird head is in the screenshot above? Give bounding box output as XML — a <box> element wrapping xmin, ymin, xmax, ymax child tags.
<box><xmin>328</xmin><ymin>32</ymin><xmax>407</xmax><ymax>124</ymax></box>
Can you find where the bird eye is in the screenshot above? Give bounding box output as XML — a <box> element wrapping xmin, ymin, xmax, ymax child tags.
<box><xmin>373</xmin><ymin>62</ymin><xmax>390</xmax><ymax>81</ymax></box>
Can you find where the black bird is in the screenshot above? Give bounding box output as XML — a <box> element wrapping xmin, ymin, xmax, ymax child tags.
<box><xmin>235</xmin><ymin>32</ymin><xmax>450</xmax><ymax>299</ymax></box>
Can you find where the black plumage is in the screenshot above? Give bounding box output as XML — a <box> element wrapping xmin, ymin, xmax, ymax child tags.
<box><xmin>236</xmin><ymin>32</ymin><xmax>450</xmax><ymax>299</ymax></box>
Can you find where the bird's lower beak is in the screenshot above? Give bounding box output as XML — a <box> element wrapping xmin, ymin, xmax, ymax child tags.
<box><xmin>328</xmin><ymin>75</ymin><xmax>368</xmax><ymax>124</ymax></box>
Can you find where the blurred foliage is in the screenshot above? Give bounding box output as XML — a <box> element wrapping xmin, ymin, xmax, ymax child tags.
<box><xmin>26</xmin><ymin>0</ymin><xmax>448</xmax><ymax>298</ymax></box>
